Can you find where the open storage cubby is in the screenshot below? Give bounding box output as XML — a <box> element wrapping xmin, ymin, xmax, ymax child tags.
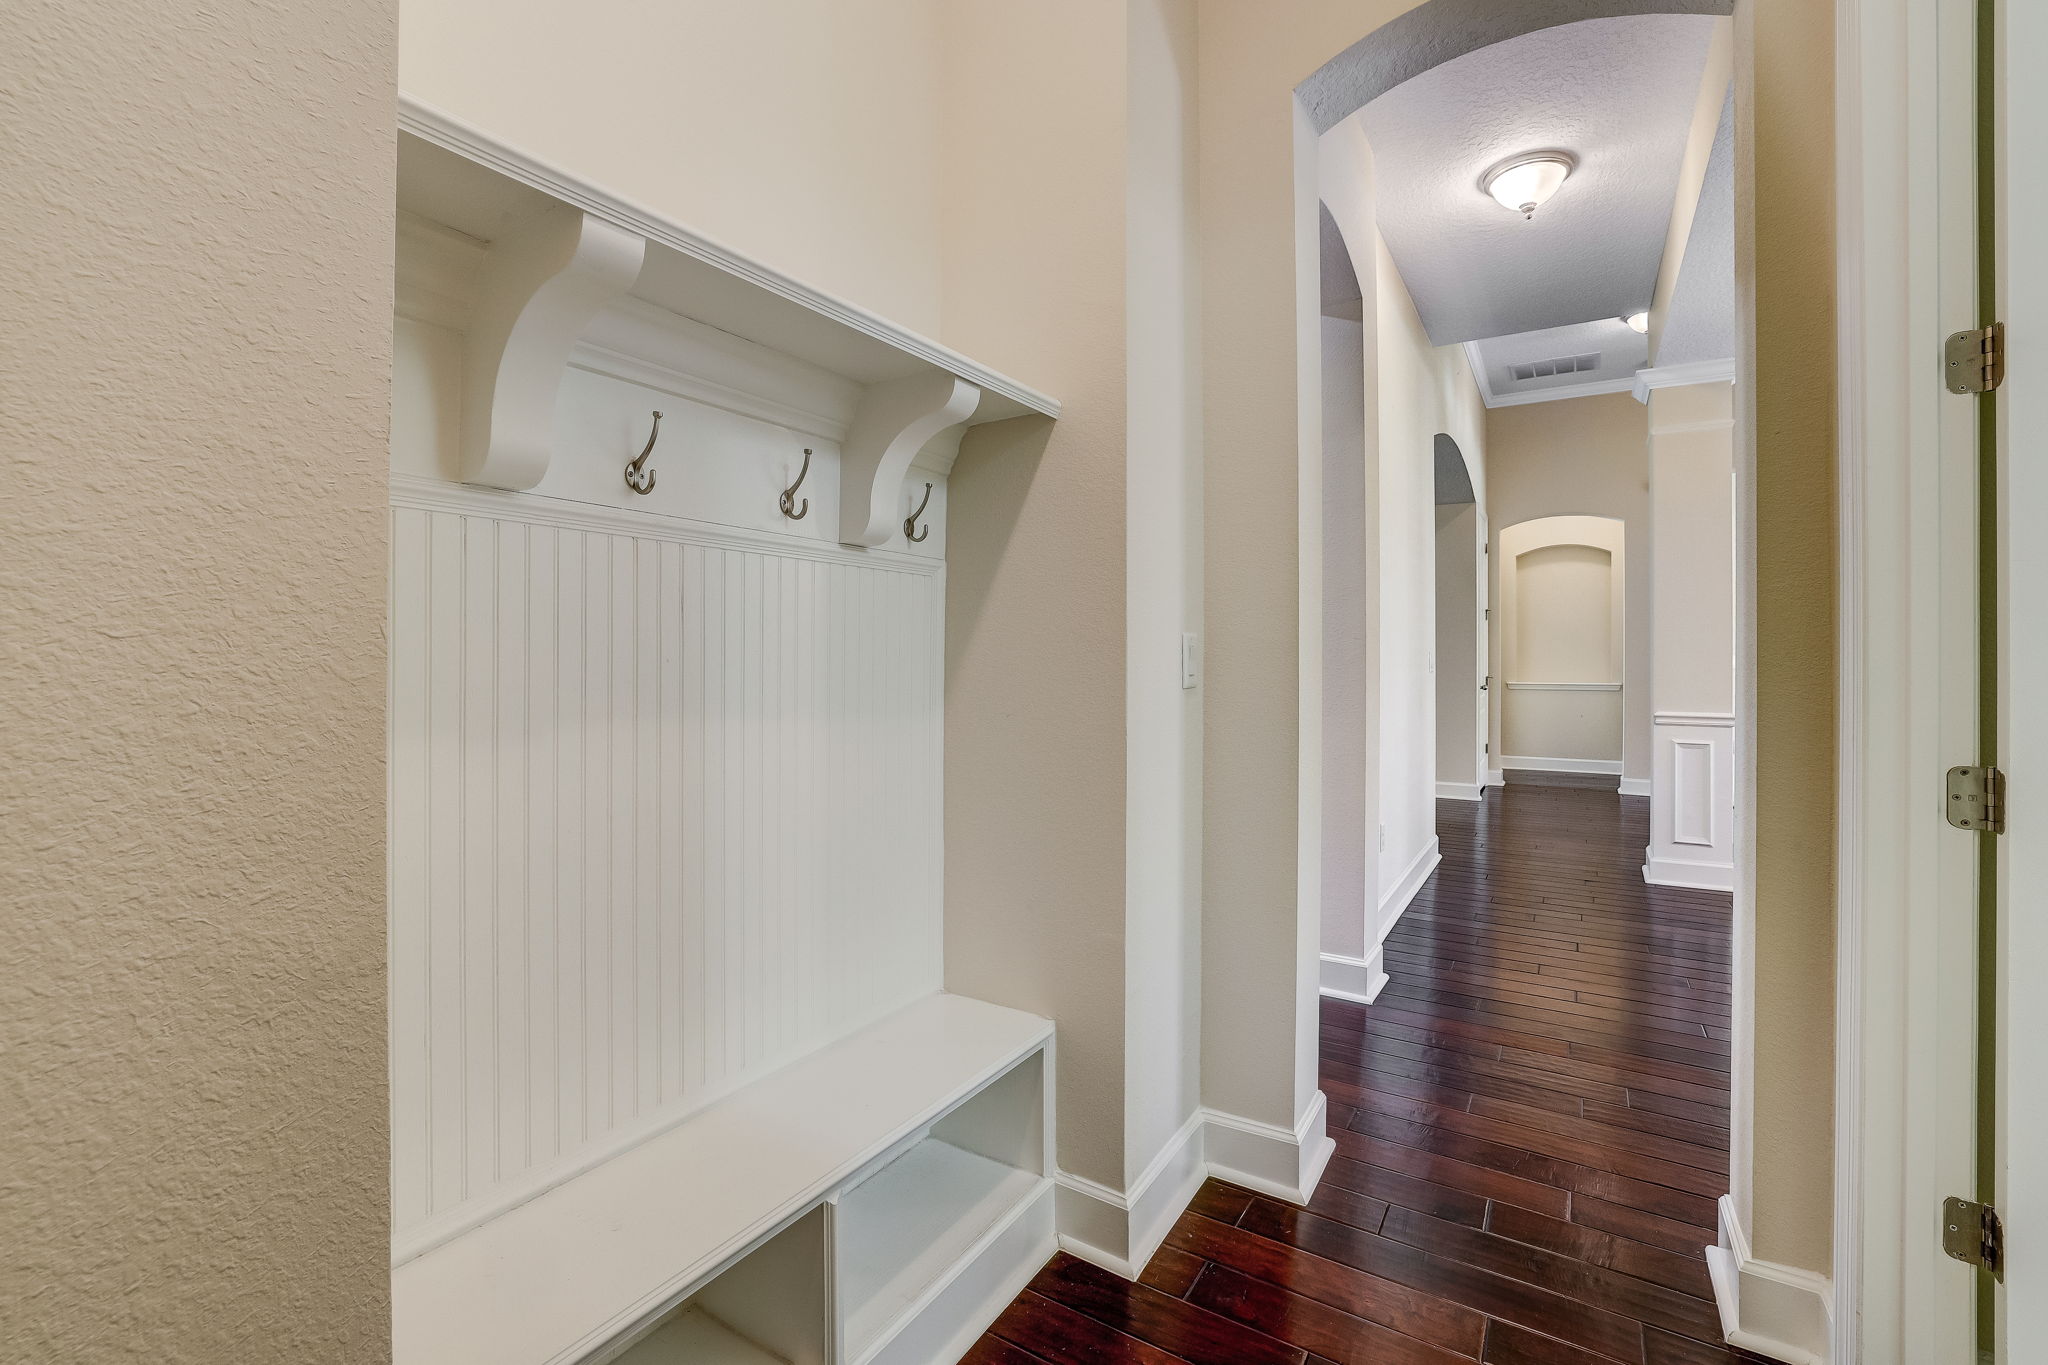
<box><xmin>835</xmin><ymin>1055</ymin><xmax>1048</xmax><ymax>1365</ymax></box>
<box><xmin>600</xmin><ymin>1208</ymin><xmax>830</xmax><ymax>1365</ymax></box>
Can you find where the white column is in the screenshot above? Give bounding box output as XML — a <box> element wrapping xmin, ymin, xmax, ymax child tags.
<box><xmin>1644</xmin><ymin>381</ymin><xmax>1737</xmax><ymax>889</ymax></box>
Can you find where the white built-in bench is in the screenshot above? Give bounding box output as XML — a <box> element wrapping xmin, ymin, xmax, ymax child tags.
<box><xmin>393</xmin><ymin>993</ymin><xmax>1054</xmax><ymax>1365</ymax></box>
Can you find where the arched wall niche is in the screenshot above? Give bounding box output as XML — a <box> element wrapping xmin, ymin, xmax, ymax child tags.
<box><xmin>1295</xmin><ymin>0</ymin><xmax>1731</xmax><ymax>132</ymax></box>
<box><xmin>1495</xmin><ymin>515</ymin><xmax>1627</xmax><ymax>765</ymax></box>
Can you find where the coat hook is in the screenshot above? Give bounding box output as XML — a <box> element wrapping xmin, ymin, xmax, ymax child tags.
<box><xmin>905</xmin><ymin>482</ymin><xmax>934</xmax><ymax>543</ymax></box>
<box><xmin>623</xmin><ymin>411</ymin><xmax>662</xmax><ymax>494</ymax></box>
<box><xmin>780</xmin><ymin>448</ymin><xmax>812</xmax><ymax>520</ymax></box>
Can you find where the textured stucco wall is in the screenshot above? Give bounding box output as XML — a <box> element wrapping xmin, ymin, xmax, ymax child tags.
<box><xmin>2</xmin><ymin>1</ymin><xmax>395</xmax><ymax>1358</ymax></box>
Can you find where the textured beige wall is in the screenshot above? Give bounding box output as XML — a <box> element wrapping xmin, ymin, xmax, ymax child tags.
<box><xmin>1736</xmin><ymin>0</ymin><xmax>1836</xmax><ymax>1274</ymax></box>
<box><xmin>2</xmin><ymin>1</ymin><xmax>394</xmax><ymax>1358</ymax></box>
<box><xmin>1484</xmin><ymin>393</ymin><xmax>1653</xmax><ymax>781</ymax></box>
<box><xmin>940</xmin><ymin>0</ymin><xmax>1133</xmax><ymax>1189</ymax></box>
<box><xmin>400</xmin><ymin>0</ymin><xmax>947</xmax><ymax>335</ymax></box>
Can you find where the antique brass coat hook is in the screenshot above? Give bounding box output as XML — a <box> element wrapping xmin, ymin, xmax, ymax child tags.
<box><xmin>623</xmin><ymin>412</ymin><xmax>662</xmax><ymax>494</ymax></box>
<box><xmin>781</xmin><ymin>448</ymin><xmax>812</xmax><ymax>520</ymax></box>
<box><xmin>905</xmin><ymin>482</ymin><xmax>934</xmax><ymax>544</ymax></box>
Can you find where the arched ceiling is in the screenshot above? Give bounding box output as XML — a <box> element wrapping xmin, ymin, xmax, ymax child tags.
<box><xmin>1297</xmin><ymin>0</ymin><xmax>1731</xmax><ymax>135</ymax></box>
<box><xmin>1352</xmin><ymin>13</ymin><xmax>1718</xmax><ymax>346</ymax></box>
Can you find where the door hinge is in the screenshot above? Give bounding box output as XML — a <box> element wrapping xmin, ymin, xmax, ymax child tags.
<box><xmin>1942</xmin><ymin>1197</ymin><xmax>2004</xmax><ymax>1279</ymax></box>
<box><xmin>1945</xmin><ymin>323</ymin><xmax>2004</xmax><ymax>393</ymax></box>
<box><xmin>1945</xmin><ymin>765</ymin><xmax>2005</xmax><ymax>833</ymax></box>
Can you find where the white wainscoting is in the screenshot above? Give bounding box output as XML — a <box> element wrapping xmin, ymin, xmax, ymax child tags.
<box><xmin>1644</xmin><ymin>711</ymin><xmax>1736</xmax><ymax>891</ymax></box>
<box><xmin>388</xmin><ymin>480</ymin><xmax>945</xmax><ymax>1257</ymax></box>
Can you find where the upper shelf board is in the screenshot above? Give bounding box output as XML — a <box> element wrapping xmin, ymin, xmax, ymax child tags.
<box><xmin>395</xmin><ymin>98</ymin><xmax>1058</xmax><ymax>429</ymax></box>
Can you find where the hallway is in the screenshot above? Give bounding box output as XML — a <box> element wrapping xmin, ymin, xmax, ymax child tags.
<box><xmin>970</xmin><ymin>783</ymin><xmax>1739</xmax><ymax>1365</ymax></box>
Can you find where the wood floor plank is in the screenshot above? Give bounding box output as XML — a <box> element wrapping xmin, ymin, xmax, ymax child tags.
<box><xmin>1029</xmin><ymin>1253</ymin><xmax>1308</xmax><ymax>1365</ymax></box>
<box><xmin>1187</xmin><ymin>1264</ymin><xmax>1480</xmax><ymax>1365</ymax></box>
<box><xmin>967</xmin><ymin>785</ymin><xmax>1733</xmax><ymax>1365</ymax></box>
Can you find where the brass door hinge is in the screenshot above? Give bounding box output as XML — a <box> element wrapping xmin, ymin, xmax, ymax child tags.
<box><xmin>1942</xmin><ymin>1197</ymin><xmax>2003</xmax><ymax>1279</ymax></box>
<box><xmin>1946</xmin><ymin>765</ymin><xmax>2005</xmax><ymax>833</ymax></box>
<box><xmin>1945</xmin><ymin>323</ymin><xmax>2004</xmax><ymax>393</ymax></box>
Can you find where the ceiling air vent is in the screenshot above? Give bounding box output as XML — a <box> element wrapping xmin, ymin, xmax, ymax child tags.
<box><xmin>1507</xmin><ymin>352</ymin><xmax>1601</xmax><ymax>382</ymax></box>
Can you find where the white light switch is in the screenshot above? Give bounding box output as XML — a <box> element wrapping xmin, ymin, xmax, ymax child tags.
<box><xmin>1180</xmin><ymin>632</ymin><xmax>1200</xmax><ymax>690</ymax></box>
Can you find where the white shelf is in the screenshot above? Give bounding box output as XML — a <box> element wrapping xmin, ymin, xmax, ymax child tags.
<box><xmin>613</xmin><ymin>1309</ymin><xmax>788</xmax><ymax>1365</ymax></box>
<box><xmin>395</xmin><ymin>99</ymin><xmax>1059</xmax><ymax>546</ymax></box>
<box><xmin>392</xmin><ymin>993</ymin><xmax>1052</xmax><ymax>1365</ymax></box>
<box><xmin>839</xmin><ymin>1140</ymin><xmax>1045</xmax><ymax>1361</ymax></box>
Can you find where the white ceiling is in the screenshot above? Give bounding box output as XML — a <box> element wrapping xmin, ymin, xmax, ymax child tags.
<box><xmin>1465</xmin><ymin>317</ymin><xmax>1648</xmax><ymax>405</ymax></box>
<box><xmin>1655</xmin><ymin>87</ymin><xmax>1735</xmax><ymax>366</ymax></box>
<box><xmin>1354</xmin><ymin>14</ymin><xmax>1718</xmax><ymax>346</ymax></box>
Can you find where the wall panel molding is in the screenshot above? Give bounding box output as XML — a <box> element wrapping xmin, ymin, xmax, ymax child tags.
<box><xmin>388</xmin><ymin>488</ymin><xmax>944</xmax><ymax>1260</ymax></box>
<box><xmin>1645</xmin><ymin>713</ymin><xmax>1736</xmax><ymax>890</ymax></box>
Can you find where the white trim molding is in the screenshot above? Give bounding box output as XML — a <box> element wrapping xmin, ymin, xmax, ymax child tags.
<box><xmin>1056</xmin><ymin>1095</ymin><xmax>1337</xmax><ymax>1283</ymax></box>
<box><xmin>1632</xmin><ymin>356</ymin><xmax>1738</xmax><ymax>403</ymax></box>
<box><xmin>1378</xmin><ymin>837</ymin><xmax>1441</xmax><ymax>929</ymax></box>
<box><xmin>1202</xmin><ymin>1093</ymin><xmax>1335</xmax><ymax>1207</ymax></box>
<box><xmin>1498</xmin><ymin>755</ymin><xmax>1623</xmax><ymax>777</ymax></box>
<box><xmin>1435</xmin><ymin>781</ymin><xmax>1486</xmax><ymax>802</ymax></box>
<box><xmin>1318</xmin><ymin>951</ymin><xmax>1387</xmax><ymax>1005</ymax></box>
<box><xmin>1707</xmin><ymin>1195</ymin><xmax>1834</xmax><ymax>1364</ymax></box>
<box><xmin>1504</xmin><ymin>680</ymin><xmax>1621</xmax><ymax>691</ymax></box>
<box><xmin>1055</xmin><ymin>1110</ymin><xmax>1207</xmax><ymax>1281</ymax></box>
<box><xmin>1830</xmin><ymin>0</ymin><xmax>1984</xmax><ymax>1355</ymax></box>
<box><xmin>1618</xmin><ymin>776</ymin><xmax>1651</xmax><ymax>797</ymax></box>
<box><xmin>1645</xmin><ymin>711</ymin><xmax>1736</xmax><ymax>891</ymax></box>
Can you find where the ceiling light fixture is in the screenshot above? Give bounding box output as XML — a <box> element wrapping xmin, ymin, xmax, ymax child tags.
<box><xmin>1482</xmin><ymin>151</ymin><xmax>1576</xmax><ymax>219</ymax></box>
<box><xmin>1624</xmin><ymin>311</ymin><xmax>1650</xmax><ymax>334</ymax></box>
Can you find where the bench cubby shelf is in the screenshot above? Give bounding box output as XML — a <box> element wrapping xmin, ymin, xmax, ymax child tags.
<box><xmin>394</xmin><ymin>993</ymin><xmax>1053</xmax><ymax>1365</ymax></box>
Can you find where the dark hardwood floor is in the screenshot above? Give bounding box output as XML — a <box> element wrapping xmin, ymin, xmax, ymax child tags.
<box><xmin>970</xmin><ymin>783</ymin><xmax>1750</xmax><ymax>1365</ymax></box>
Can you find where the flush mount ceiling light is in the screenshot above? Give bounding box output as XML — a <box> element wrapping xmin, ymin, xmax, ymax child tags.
<box><xmin>1623</xmin><ymin>311</ymin><xmax>1650</xmax><ymax>334</ymax></box>
<box><xmin>1482</xmin><ymin>151</ymin><xmax>1576</xmax><ymax>219</ymax></box>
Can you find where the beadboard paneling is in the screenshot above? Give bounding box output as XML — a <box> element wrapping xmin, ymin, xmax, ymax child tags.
<box><xmin>389</xmin><ymin>487</ymin><xmax>944</xmax><ymax>1257</ymax></box>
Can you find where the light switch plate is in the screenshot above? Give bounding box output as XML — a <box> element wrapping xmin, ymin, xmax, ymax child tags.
<box><xmin>1181</xmin><ymin>632</ymin><xmax>1200</xmax><ymax>690</ymax></box>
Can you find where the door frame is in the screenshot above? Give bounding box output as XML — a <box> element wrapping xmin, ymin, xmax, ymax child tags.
<box><xmin>1994</xmin><ymin>0</ymin><xmax>2045</xmax><ymax>1347</ymax></box>
<box><xmin>1833</xmin><ymin>0</ymin><xmax>1984</xmax><ymax>1357</ymax></box>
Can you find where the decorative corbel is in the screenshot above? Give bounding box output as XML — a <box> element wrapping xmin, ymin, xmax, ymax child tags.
<box><xmin>838</xmin><ymin>372</ymin><xmax>981</xmax><ymax>546</ymax></box>
<box><xmin>461</xmin><ymin>205</ymin><xmax>645</xmax><ymax>490</ymax></box>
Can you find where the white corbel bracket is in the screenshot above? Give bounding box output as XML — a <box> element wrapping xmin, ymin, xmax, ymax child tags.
<box><xmin>462</xmin><ymin>206</ymin><xmax>645</xmax><ymax>489</ymax></box>
<box><xmin>839</xmin><ymin>372</ymin><xmax>982</xmax><ymax>546</ymax></box>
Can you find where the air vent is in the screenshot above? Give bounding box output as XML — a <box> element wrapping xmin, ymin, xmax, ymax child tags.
<box><xmin>1507</xmin><ymin>352</ymin><xmax>1602</xmax><ymax>382</ymax></box>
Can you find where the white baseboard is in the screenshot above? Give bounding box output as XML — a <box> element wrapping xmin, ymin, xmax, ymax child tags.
<box><xmin>1202</xmin><ymin>1091</ymin><xmax>1334</xmax><ymax>1206</ymax></box>
<box><xmin>1706</xmin><ymin>1194</ymin><xmax>1833</xmax><ymax>1364</ymax></box>
<box><xmin>1435</xmin><ymin>781</ymin><xmax>1485</xmax><ymax>801</ymax></box>
<box><xmin>1485</xmin><ymin>767</ymin><xmax>1505</xmax><ymax>788</ymax></box>
<box><xmin>1498</xmin><ymin>754</ymin><xmax>1623</xmax><ymax>776</ymax></box>
<box><xmin>1618</xmin><ymin>776</ymin><xmax>1651</xmax><ymax>797</ymax></box>
<box><xmin>1644</xmin><ymin>852</ymin><xmax>1736</xmax><ymax>892</ymax></box>
<box><xmin>1057</xmin><ymin>1095</ymin><xmax>1335</xmax><ymax>1282</ymax></box>
<box><xmin>1378</xmin><ymin>837</ymin><xmax>1441</xmax><ymax>926</ymax></box>
<box><xmin>1055</xmin><ymin>1108</ymin><xmax>1206</xmax><ymax>1279</ymax></box>
<box><xmin>1319</xmin><ymin>950</ymin><xmax>1388</xmax><ymax>1005</ymax></box>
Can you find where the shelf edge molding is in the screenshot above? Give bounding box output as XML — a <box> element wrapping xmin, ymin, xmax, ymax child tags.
<box><xmin>843</xmin><ymin>373</ymin><xmax>981</xmax><ymax>547</ymax></box>
<box><xmin>463</xmin><ymin>204</ymin><xmax>646</xmax><ymax>490</ymax></box>
<box><xmin>399</xmin><ymin>94</ymin><xmax>1059</xmax><ymax>423</ymax></box>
